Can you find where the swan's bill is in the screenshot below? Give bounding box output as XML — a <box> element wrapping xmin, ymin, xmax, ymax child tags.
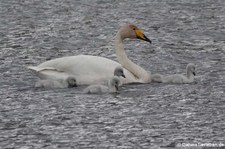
<box><xmin>128</xmin><ymin>24</ymin><xmax>151</xmax><ymax>43</ymax></box>
<box><xmin>135</xmin><ymin>29</ymin><xmax>151</xmax><ymax>43</ymax></box>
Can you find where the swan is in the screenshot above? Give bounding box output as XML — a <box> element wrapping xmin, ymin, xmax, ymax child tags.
<box><xmin>151</xmin><ymin>63</ymin><xmax>196</xmax><ymax>84</ymax></box>
<box><xmin>34</xmin><ymin>76</ymin><xmax>77</xmax><ymax>88</ymax></box>
<box><xmin>83</xmin><ymin>76</ymin><xmax>120</xmax><ymax>94</ymax></box>
<box><xmin>27</xmin><ymin>23</ymin><xmax>152</xmax><ymax>85</ymax></box>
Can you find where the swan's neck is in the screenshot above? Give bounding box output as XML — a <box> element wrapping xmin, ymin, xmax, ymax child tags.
<box><xmin>115</xmin><ymin>32</ymin><xmax>150</xmax><ymax>82</ymax></box>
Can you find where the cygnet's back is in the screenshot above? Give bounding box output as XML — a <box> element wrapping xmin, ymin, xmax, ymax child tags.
<box><xmin>35</xmin><ymin>76</ymin><xmax>77</xmax><ymax>88</ymax></box>
<box><xmin>151</xmin><ymin>63</ymin><xmax>196</xmax><ymax>84</ymax></box>
<box><xmin>83</xmin><ymin>76</ymin><xmax>120</xmax><ymax>94</ymax></box>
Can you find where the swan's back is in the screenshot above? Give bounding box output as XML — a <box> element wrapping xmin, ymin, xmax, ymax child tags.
<box><xmin>38</xmin><ymin>55</ymin><xmax>119</xmax><ymax>73</ymax></box>
<box><xmin>36</xmin><ymin>55</ymin><xmax>137</xmax><ymax>85</ymax></box>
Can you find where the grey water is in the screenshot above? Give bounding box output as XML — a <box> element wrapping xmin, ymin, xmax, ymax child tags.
<box><xmin>1</xmin><ymin>0</ymin><xmax>225</xmax><ymax>148</ymax></box>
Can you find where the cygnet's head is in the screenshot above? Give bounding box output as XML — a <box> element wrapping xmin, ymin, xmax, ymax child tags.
<box><xmin>114</xmin><ymin>66</ymin><xmax>126</xmax><ymax>78</ymax></box>
<box><xmin>187</xmin><ymin>63</ymin><xmax>196</xmax><ymax>76</ymax></box>
<box><xmin>118</xmin><ymin>23</ymin><xmax>151</xmax><ymax>43</ymax></box>
<box><xmin>110</xmin><ymin>77</ymin><xmax>120</xmax><ymax>91</ymax></box>
<box><xmin>66</xmin><ymin>76</ymin><xmax>77</xmax><ymax>88</ymax></box>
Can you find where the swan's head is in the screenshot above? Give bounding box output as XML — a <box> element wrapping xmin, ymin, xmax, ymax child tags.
<box><xmin>187</xmin><ymin>63</ymin><xmax>196</xmax><ymax>76</ymax></box>
<box><xmin>119</xmin><ymin>23</ymin><xmax>151</xmax><ymax>43</ymax></box>
<box><xmin>111</xmin><ymin>76</ymin><xmax>120</xmax><ymax>91</ymax></box>
<box><xmin>67</xmin><ymin>76</ymin><xmax>77</xmax><ymax>88</ymax></box>
<box><xmin>114</xmin><ymin>66</ymin><xmax>126</xmax><ymax>78</ymax></box>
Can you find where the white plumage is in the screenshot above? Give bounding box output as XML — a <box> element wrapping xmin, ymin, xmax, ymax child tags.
<box><xmin>27</xmin><ymin>23</ymin><xmax>151</xmax><ymax>85</ymax></box>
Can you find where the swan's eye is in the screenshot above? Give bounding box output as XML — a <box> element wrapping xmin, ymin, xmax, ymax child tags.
<box><xmin>133</xmin><ymin>28</ymin><xmax>136</xmax><ymax>30</ymax></box>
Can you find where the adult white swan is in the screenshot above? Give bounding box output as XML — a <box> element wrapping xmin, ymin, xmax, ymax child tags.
<box><xmin>28</xmin><ymin>23</ymin><xmax>152</xmax><ymax>85</ymax></box>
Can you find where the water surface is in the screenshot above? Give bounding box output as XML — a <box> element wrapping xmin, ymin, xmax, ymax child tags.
<box><xmin>0</xmin><ymin>0</ymin><xmax>225</xmax><ymax>148</ymax></box>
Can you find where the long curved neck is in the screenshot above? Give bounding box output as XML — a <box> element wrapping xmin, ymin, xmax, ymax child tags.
<box><xmin>115</xmin><ymin>31</ymin><xmax>150</xmax><ymax>82</ymax></box>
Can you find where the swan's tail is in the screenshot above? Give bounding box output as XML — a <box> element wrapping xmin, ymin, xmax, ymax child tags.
<box><xmin>27</xmin><ymin>66</ymin><xmax>41</xmax><ymax>76</ymax></box>
<box><xmin>27</xmin><ymin>66</ymin><xmax>68</xmax><ymax>80</ymax></box>
<box><xmin>27</xmin><ymin>66</ymin><xmax>58</xmax><ymax>72</ymax></box>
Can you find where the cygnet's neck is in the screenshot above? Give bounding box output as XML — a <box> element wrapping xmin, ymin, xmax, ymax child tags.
<box><xmin>115</xmin><ymin>29</ymin><xmax>150</xmax><ymax>82</ymax></box>
<box><xmin>187</xmin><ymin>70</ymin><xmax>194</xmax><ymax>82</ymax></box>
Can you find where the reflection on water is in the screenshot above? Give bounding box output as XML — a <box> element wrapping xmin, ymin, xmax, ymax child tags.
<box><xmin>1</xmin><ymin>0</ymin><xmax>225</xmax><ymax>148</ymax></box>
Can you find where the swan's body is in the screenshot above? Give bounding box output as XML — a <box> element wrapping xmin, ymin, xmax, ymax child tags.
<box><xmin>151</xmin><ymin>63</ymin><xmax>196</xmax><ymax>84</ymax></box>
<box><xmin>35</xmin><ymin>76</ymin><xmax>77</xmax><ymax>88</ymax></box>
<box><xmin>83</xmin><ymin>76</ymin><xmax>120</xmax><ymax>94</ymax></box>
<box><xmin>28</xmin><ymin>24</ymin><xmax>151</xmax><ymax>85</ymax></box>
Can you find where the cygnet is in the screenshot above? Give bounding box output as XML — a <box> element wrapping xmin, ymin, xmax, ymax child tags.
<box><xmin>151</xmin><ymin>63</ymin><xmax>196</xmax><ymax>84</ymax></box>
<box><xmin>114</xmin><ymin>66</ymin><xmax>126</xmax><ymax>78</ymax></box>
<box><xmin>83</xmin><ymin>76</ymin><xmax>120</xmax><ymax>94</ymax></box>
<box><xmin>35</xmin><ymin>76</ymin><xmax>77</xmax><ymax>88</ymax></box>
